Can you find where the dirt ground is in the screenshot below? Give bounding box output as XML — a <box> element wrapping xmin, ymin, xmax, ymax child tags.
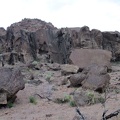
<box><xmin>0</xmin><ymin>62</ymin><xmax>120</xmax><ymax>120</ymax></box>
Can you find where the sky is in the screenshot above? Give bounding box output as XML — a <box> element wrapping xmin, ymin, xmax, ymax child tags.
<box><xmin>0</xmin><ymin>0</ymin><xmax>120</xmax><ymax>31</ymax></box>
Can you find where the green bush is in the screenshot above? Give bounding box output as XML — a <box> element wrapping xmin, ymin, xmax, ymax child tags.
<box><xmin>7</xmin><ymin>102</ymin><xmax>14</xmax><ymax>108</ymax></box>
<box><xmin>54</xmin><ymin>95</ymin><xmax>76</xmax><ymax>107</ymax></box>
<box><xmin>29</xmin><ymin>96</ymin><xmax>37</xmax><ymax>105</ymax></box>
<box><xmin>86</xmin><ymin>91</ymin><xmax>105</xmax><ymax>105</ymax></box>
<box><xmin>69</xmin><ymin>100</ymin><xmax>76</xmax><ymax>107</ymax></box>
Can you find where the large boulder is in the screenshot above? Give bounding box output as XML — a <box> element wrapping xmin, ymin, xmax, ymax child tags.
<box><xmin>0</xmin><ymin>67</ymin><xmax>25</xmax><ymax>104</ymax></box>
<box><xmin>69</xmin><ymin>73</ymin><xmax>86</xmax><ymax>87</ymax></box>
<box><xmin>70</xmin><ymin>49</ymin><xmax>112</xmax><ymax>69</ymax></box>
<box><xmin>81</xmin><ymin>64</ymin><xmax>110</xmax><ymax>92</ymax></box>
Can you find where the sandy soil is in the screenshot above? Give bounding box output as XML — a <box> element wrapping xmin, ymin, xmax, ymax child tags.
<box><xmin>0</xmin><ymin>63</ymin><xmax>120</xmax><ymax>120</ymax></box>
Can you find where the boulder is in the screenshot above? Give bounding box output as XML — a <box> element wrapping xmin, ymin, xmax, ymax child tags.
<box><xmin>73</xmin><ymin>88</ymin><xmax>104</xmax><ymax>106</ymax></box>
<box><xmin>73</xmin><ymin>89</ymin><xmax>89</xmax><ymax>106</ymax></box>
<box><xmin>81</xmin><ymin>64</ymin><xmax>110</xmax><ymax>92</ymax></box>
<box><xmin>0</xmin><ymin>67</ymin><xmax>25</xmax><ymax>104</ymax></box>
<box><xmin>70</xmin><ymin>49</ymin><xmax>112</xmax><ymax>69</ymax></box>
<box><xmin>61</xmin><ymin>64</ymin><xmax>80</xmax><ymax>75</ymax></box>
<box><xmin>47</xmin><ymin>63</ymin><xmax>61</xmax><ymax>71</ymax></box>
<box><xmin>69</xmin><ymin>73</ymin><xmax>86</xmax><ymax>87</ymax></box>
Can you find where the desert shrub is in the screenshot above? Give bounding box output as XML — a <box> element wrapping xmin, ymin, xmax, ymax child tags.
<box><xmin>86</xmin><ymin>91</ymin><xmax>105</xmax><ymax>105</ymax></box>
<box><xmin>54</xmin><ymin>95</ymin><xmax>76</xmax><ymax>107</ymax></box>
<box><xmin>69</xmin><ymin>100</ymin><xmax>76</xmax><ymax>107</ymax></box>
<box><xmin>29</xmin><ymin>96</ymin><xmax>37</xmax><ymax>105</ymax></box>
<box><xmin>7</xmin><ymin>102</ymin><xmax>14</xmax><ymax>108</ymax></box>
<box><xmin>45</xmin><ymin>72</ymin><xmax>53</xmax><ymax>82</ymax></box>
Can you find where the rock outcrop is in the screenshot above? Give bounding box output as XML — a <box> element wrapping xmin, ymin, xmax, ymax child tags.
<box><xmin>0</xmin><ymin>19</ymin><xmax>120</xmax><ymax>65</ymax></box>
<box><xmin>0</xmin><ymin>19</ymin><xmax>57</xmax><ymax>65</ymax></box>
<box><xmin>49</xmin><ymin>28</ymin><xmax>72</xmax><ymax>64</ymax></box>
<box><xmin>102</xmin><ymin>31</ymin><xmax>120</xmax><ymax>61</ymax></box>
<box><xmin>5</xmin><ymin>19</ymin><xmax>56</xmax><ymax>64</ymax></box>
<box><xmin>0</xmin><ymin>28</ymin><xmax>6</xmax><ymax>53</ymax></box>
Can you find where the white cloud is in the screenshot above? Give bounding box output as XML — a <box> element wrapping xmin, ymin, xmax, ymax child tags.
<box><xmin>0</xmin><ymin>0</ymin><xmax>120</xmax><ymax>31</ymax></box>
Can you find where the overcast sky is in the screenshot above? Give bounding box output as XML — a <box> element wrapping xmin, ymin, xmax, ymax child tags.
<box><xmin>0</xmin><ymin>0</ymin><xmax>120</xmax><ymax>31</ymax></box>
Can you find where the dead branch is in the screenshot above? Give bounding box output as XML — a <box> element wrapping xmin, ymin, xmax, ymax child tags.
<box><xmin>76</xmin><ymin>107</ymin><xmax>85</xmax><ymax>120</ymax></box>
<box><xmin>102</xmin><ymin>109</ymin><xmax>120</xmax><ymax>120</ymax></box>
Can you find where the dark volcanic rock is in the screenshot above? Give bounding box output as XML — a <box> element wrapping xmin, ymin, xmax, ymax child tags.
<box><xmin>5</xmin><ymin>18</ymin><xmax>56</xmax><ymax>64</ymax></box>
<box><xmin>81</xmin><ymin>64</ymin><xmax>110</xmax><ymax>92</ymax></box>
<box><xmin>49</xmin><ymin>28</ymin><xmax>72</xmax><ymax>64</ymax></box>
<box><xmin>69</xmin><ymin>73</ymin><xmax>86</xmax><ymax>87</ymax></box>
<box><xmin>102</xmin><ymin>31</ymin><xmax>120</xmax><ymax>61</ymax></box>
<box><xmin>0</xmin><ymin>27</ymin><xmax>6</xmax><ymax>36</ymax></box>
<box><xmin>1</xmin><ymin>19</ymin><xmax>120</xmax><ymax>65</ymax></box>
<box><xmin>0</xmin><ymin>28</ymin><xmax>6</xmax><ymax>53</ymax></box>
<box><xmin>0</xmin><ymin>67</ymin><xmax>25</xmax><ymax>104</ymax></box>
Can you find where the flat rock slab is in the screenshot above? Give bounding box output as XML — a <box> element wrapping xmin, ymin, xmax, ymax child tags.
<box><xmin>70</xmin><ymin>49</ymin><xmax>112</xmax><ymax>69</ymax></box>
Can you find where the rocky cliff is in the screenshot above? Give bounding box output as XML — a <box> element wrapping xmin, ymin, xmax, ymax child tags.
<box><xmin>0</xmin><ymin>19</ymin><xmax>120</xmax><ymax>65</ymax></box>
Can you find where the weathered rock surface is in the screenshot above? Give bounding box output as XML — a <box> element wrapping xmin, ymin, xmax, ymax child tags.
<box><xmin>102</xmin><ymin>31</ymin><xmax>120</xmax><ymax>61</ymax></box>
<box><xmin>70</xmin><ymin>49</ymin><xmax>112</xmax><ymax>69</ymax></box>
<box><xmin>81</xmin><ymin>64</ymin><xmax>110</xmax><ymax>92</ymax></box>
<box><xmin>0</xmin><ymin>19</ymin><xmax>57</xmax><ymax>65</ymax></box>
<box><xmin>49</xmin><ymin>28</ymin><xmax>72</xmax><ymax>64</ymax></box>
<box><xmin>69</xmin><ymin>73</ymin><xmax>86</xmax><ymax>87</ymax></box>
<box><xmin>0</xmin><ymin>67</ymin><xmax>25</xmax><ymax>104</ymax></box>
<box><xmin>0</xmin><ymin>28</ymin><xmax>7</xmax><ymax>64</ymax></box>
<box><xmin>0</xmin><ymin>19</ymin><xmax>120</xmax><ymax>65</ymax></box>
<box><xmin>73</xmin><ymin>89</ymin><xmax>104</xmax><ymax>106</ymax></box>
<box><xmin>7</xmin><ymin>19</ymin><xmax>56</xmax><ymax>62</ymax></box>
<box><xmin>47</xmin><ymin>63</ymin><xmax>61</xmax><ymax>71</ymax></box>
<box><xmin>68</xmin><ymin>26</ymin><xmax>120</xmax><ymax>62</ymax></box>
<box><xmin>61</xmin><ymin>64</ymin><xmax>80</xmax><ymax>75</ymax></box>
<box><xmin>73</xmin><ymin>90</ymin><xmax>89</xmax><ymax>106</ymax></box>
